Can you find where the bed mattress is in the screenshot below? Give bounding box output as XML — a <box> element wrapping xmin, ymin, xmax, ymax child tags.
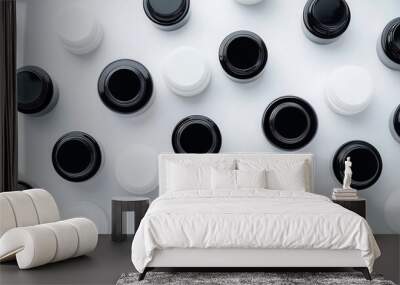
<box><xmin>131</xmin><ymin>190</ymin><xmax>380</xmax><ymax>273</ymax></box>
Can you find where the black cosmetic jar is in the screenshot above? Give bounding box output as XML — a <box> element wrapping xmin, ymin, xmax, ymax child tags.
<box><xmin>219</xmin><ymin>30</ymin><xmax>268</xmax><ymax>82</ymax></box>
<box><xmin>52</xmin><ymin>131</ymin><xmax>102</xmax><ymax>182</ymax></box>
<box><xmin>98</xmin><ymin>59</ymin><xmax>154</xmax><ymax>114</ymax></box>
<box><xmin>377</xmin><ymin>18</ymin><xmax>400</xmax><ymax>71</ymax></box>
<box><xmin>143</xmin><ymin>0</ymin><xmax>190</xmax><ymax>31</ymax></box>
<box><xmin>172</xmin><ymin>115</ymin><xmax>222</xmax><ymax>153</ymax></box>
<box><xmin>332</xmin><ymin>140</ymin><xmax>382</xmax><ymax>190</ymax></box>
<box><xmin>303</xmin><ymin>0</ymin><xmax>351</xmax><ymax>44</ymax></box>
<box><xmin>17</xmin><ymin>66</ymin><xmax>58</xmax><ymax>115</ymax></box>
<box><xmin>390</xmin><ymin>105</ymin><xmax>400</xmax><ymax>142</ymax></box>
<box><xmin>262</xmin><ymin>96</ymin><xmax>318</xmax><ymax>150</ymax></box>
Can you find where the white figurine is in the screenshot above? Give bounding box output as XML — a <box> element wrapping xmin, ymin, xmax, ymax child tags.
<box><xmin>343</xmin><ymin>157</ymin><xmax>353</xmax><ymax>190</ymax></box>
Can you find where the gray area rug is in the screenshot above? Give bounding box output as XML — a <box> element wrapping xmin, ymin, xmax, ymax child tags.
<box><xmin>116</xmin><ymin>272</ymin><xmax>396</xmax><ymax>285</ymax></box>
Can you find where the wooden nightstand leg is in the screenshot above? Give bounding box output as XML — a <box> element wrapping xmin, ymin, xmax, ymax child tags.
<box><xmin>112</xmin><ymin>201</ymin><xmax>125</xmax><ymax>242</ymax></box>
<box><xmin>134</xmin><ymin>202</ymin><xmax>149</xmax><ymax>235</ymax></box>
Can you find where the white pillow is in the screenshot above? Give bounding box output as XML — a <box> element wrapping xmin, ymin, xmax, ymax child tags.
<box><xmin>167</xmin><ymin>159</ymin><xmax>235</xmax><ymax>191</ymax></box>
<box><xmin>266</xmin><ymin>166</ymin><xmax>306</xmax><ymax>191</ymax></box>
<box><xmin>211</xmin><ymin>168</ymin><xmax>236</xmax><ymax>190</ymax></box>
<box><xmin>211</xmin><ymin>169</ymin><xmax>267</xmax><ymax>190</ymax></box>
<box><xmin>237</xmin><ymin>159</ymin><xmax>308</xmax><ymax>191</ymax></box>
<box><xmin>168</xmin><ymin>163</ymin><xmax>209</xmax><ymax>191</ymax></box>
<box><xmin>236</xmin><ymin>169</ymin><xmax>267</xmax><ymax>189</ymax></box>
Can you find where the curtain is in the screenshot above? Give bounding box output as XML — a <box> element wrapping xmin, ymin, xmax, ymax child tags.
<box><xmin>0</xmin><ymin>0</ymin><xmax>17</xmax><ymax>192</ymax></box>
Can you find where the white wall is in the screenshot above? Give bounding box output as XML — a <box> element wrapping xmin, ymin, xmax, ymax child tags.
<box><xmin>17</xmin><ymin>0</ymin><xmax>400</xmax><ymax>234</ymax></box>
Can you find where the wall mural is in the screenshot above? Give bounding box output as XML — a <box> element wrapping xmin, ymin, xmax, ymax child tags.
<box><xmin>17</xmin><ymin>66</ymin><xmax>58</xmax><ymax>115</ymax></box>
<box><xmin>17</xmin><ymin>0</ymin><xmax>400</xmax><ymax>234</ymax></box>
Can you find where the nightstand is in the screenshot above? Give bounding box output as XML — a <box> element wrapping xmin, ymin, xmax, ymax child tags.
<box><xmin>112</xmin><ymin>196</ymin><xmax>150</xmax><ymax>242</ymax></box>
<box><xmin>332</xmin><ymin>198</ymin><xmax>366</xmax><ymax>218</ymax></box>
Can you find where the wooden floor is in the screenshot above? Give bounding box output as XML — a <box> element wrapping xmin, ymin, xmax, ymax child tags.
<box><xmin>0</xmin><ymin>235</ymin><xmax>133</xmax><ymax>285</ymax></box>
<box><xmin>0</xmin><ymin>235</ymin><xmax>399</xmax><ymax>285</ymax></box>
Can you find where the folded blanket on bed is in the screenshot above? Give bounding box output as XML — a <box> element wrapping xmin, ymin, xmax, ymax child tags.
<box><xmin>131</xmin><ymin>190</ymin><xmax>380</xmax><ymax>273</ymax></box>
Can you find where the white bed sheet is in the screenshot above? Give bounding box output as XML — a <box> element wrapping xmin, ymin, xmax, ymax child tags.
<box><xmin>131</xmin><ymin>190</ymin><xmax>380</xmax><ymax>273</ymax></box>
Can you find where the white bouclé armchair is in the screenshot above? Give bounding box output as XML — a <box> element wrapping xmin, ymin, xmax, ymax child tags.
<box><xmin>0</xmin><ymin>189</ymin><xmax>98</xmax><ymax>269</ymax></box>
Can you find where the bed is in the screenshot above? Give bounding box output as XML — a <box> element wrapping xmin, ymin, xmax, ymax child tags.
<box><xmin>131</xmin><ymin>153</ymin><xmax>380</xmax><ymax>280</ymax></box>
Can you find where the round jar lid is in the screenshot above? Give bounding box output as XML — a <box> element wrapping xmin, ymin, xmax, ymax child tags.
<box><xmin>262</xmin><ymin>96</ymin><xmax>318</xmax><ymax>150</ymax></box>
<box><xmin>235</xmin><ymin>0</ymin><xmax>265</xmax><ymax>5</ymax></box>
<box><xmin>163</xmin><ymin>47</ymin><xmax>211</xmax><ymax>97</ymax></box>
<box><xmin>17</xmin><ymin>66</ymin><xmax>55</xmax><ymax>115</ymax></box>
<box><xmin>62</xmin><ymin>201</ymin><xmax>108</xmax><ymax>233</ymax></box>
<box><xmin>115</xmin><ymin>145</ymin><xmax>158</xmax><ymax>194</ymax></box>
<box><xmin>52</xmin><ymin>131</ymin><xmax>102</xmax><ymax>182</ymax></box>
<box><xmin>219</xmin><ymin>30</ymin><xmax>268</xmax><ymax>81</ymax></box>
<box><xmin>98</xmin><ymin>59</ymin><xmax>153</xmax><ymax>114</ymax></box>
<box><xmin>332</xmin><ymin>140</ymin><xmax>382</xmax><ymax>190</ymax></box>
<box><xmin>390</xmin><ymin>105</ymin><xmax>400</xmax><ymax>142</ymax></box>
<box><xmin>57</xmin><ymin>6</ymin><xmax>103</xmax><ymax>55</ymax></box>
<box><xmin>172</xmin><ymin>115</ymin><xmax>222</xmax><ymax>153</ymax></box>
<box><xmin>384</xmin><ymin>190</ymin><xmax>400</xmax><ymax>233</ymax></box>
<box><xmin>325</xmin><ymin>66</ymin><xmax>374</xmax><ymax>115</ymax></box>
<box><xmin>303</xmin><ymin>0</ymin><xmax>350</xmax><ymax>39</ymax></box>
<box><xmin>381</xmin><ymin>17</ymin><xmax>400</xmax><ymax>65</ymax></box>
<box><xmin>143</xmin><ymin>0</ymin><xmax>190</xmax><ymax>27</ymax></box>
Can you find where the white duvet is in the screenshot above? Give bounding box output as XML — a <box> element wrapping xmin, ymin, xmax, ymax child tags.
<box><xmin>131</xmin><ymin>190</ymin><xmax>380</xmax><ymax>273</ymax></box>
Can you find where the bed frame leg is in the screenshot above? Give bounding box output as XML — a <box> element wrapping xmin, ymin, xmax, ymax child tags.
<box><xmin>354</xmin><ymin>267</ymin><xmax>371</xmax><ymax>280</ymax></box>
<box><xmin>138</xmin><ymin>268</ymin><xmax>148</xmax><ymax>281</ymax></box>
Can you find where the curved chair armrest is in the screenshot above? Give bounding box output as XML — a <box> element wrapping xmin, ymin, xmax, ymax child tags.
<box><xmin>64</xmin><ymin>218</ymin><xmax>98</xmax><ymax>257</ymax></box>
<box><xmin>0</xmin><ymin>226</ymin><xmax>57</xmax><ymax>269</ymax></box>
<box><xmin>0</xmin><ymin>218</ymin><xmax>98</xmax><ymax>269</ymax></box>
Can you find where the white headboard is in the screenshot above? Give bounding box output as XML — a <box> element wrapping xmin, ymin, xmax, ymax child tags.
<box><xmin>158</xmin><ymin>153</ymin><xmax>314</xmax><ymax>195</ymax></box>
